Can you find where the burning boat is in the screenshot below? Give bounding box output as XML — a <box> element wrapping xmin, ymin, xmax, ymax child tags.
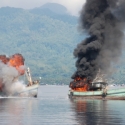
<box><xmin>69</xmin><ymin>70</ymin><xmax>125</xmax><ymax>100</ymax></box>
<box><xmin>69</xmin><ymin>0</ymin><xmax>125</xmax><ymax>100</ymax></box>
<box><xmin>16</xmin><ymin>67</ymin><xmax>39</xmax><ymax>98</ymax></box>
<box><xmin>0</xmin><ymin>53</ymin><xmax>39</xmax><ymax>97</ymax></box>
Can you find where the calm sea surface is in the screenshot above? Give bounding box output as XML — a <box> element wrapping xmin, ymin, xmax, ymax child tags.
<box><xmin>0</xmin><ymin>85</ymin><xmax>125</xmax><ymax>125</ymax></box>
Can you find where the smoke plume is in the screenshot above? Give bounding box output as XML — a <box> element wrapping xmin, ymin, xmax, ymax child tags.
<box><xmin>72</xmin><ymin>0</ymin><xmax>125</xmax><ymax>80</ymax></box>
<box><xmin>0</xmin><ymin>54</ymin><xmax>26</xmax><ymax>96</ymax></box>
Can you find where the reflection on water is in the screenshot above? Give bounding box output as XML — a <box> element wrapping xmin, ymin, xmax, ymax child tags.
<box><xmin>0</xmin><ymin>98</ymin><xmax>39</xmax><ymax>125</ymax></box>
<box><xmin>69</xmin><ymin>98</ymin><xmax>125</xmax><ymax>125</ymax></box>
<box><xmin>0</xmin><ymin>98</ymin><xmax>23</xmax><ymax>124</ymax></box>
<box><xmin>0</xmin><ymin>86</ymin><xmax>125</xmax><ymax>125</ymax></box>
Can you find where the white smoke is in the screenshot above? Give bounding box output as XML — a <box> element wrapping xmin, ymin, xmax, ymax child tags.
<box><xmin>0</xmin><ymin>61</ymin><xmax>26</xmax><ymax>96</ymax></box>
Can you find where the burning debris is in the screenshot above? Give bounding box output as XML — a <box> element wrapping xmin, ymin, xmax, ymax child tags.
<box><xmin>0</xmin><ymin>53</ymin><xmax>26</xmax><ymax>96</ymax></box>
<box><xmin>70</xmin><ymin>0</ymin><xmax>125</xmax><ymax>91</ymax></box>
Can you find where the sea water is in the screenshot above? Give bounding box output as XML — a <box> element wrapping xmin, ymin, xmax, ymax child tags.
<box><xmin>0</xmin><ymin>85</ymin><xmax>125</xmax><ymax>125</ymax></box>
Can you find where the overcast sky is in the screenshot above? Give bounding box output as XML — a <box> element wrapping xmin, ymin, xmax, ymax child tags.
<box><xmin>0</xmin><ymin>0</ymin><xmax>86</xmax><ymax>15</ymax></box>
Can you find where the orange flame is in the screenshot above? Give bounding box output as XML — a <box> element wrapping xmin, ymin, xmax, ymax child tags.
<box><xmin>73</xmin><ymin>84</ymin><xmax>89</xmax><ymax>92</ymax></box>
<box><xmin>72</xmin><ymin>77</ymin><xmax>89</xmax><ymax>92</ymax></box>
<box><xmin>0</xmin><ymin>53</ymin><xmax>25</xmax><ymax>75</ymax></box>
<box><xmin>9</xmin><ymin>54</ymin><xmax>25</xmax><ymax>75</ymax></box>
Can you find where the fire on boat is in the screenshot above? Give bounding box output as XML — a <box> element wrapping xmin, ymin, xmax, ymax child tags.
<box><xmin>0</xmin><ymin>53</ymin><xmax>39</xmax><ymax>98</ymax></box>
<box><xmin>69</xmin><ymin>70</ymin><xmax>125</xmax><ymax>100</ymax></box>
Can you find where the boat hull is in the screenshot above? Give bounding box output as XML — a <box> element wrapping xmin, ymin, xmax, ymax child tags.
<box><xmin>68</xmin><ymin>87</ymin><xmax>125</xmax><ymax>100</ymax></box>
<box><xmin>13</xmin><ymin>84</ymin><xmax>39</xmax><ymax>97</ymax></box>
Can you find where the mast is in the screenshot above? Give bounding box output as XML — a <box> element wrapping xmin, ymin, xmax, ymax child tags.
<box><xmin>25</xmin><ymin>67</ymin><xmax>33</xmax><ymax>86</ymax></box>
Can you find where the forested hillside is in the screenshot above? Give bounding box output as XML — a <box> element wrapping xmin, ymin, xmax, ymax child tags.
<box><xmin>0</xmin><ymin>3</ymin><xmax>125</xmax><ymax>85</ymax></box>
<box><xmin>0</xmin><ymin>3</ymin><xmax>86</xmax><ymax>84</ymax></box>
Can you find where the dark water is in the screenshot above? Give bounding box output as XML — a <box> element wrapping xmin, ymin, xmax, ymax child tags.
<box><xmin>0</xmin><ymin>85</ymin><xmax>125</xmax><ymax>125</ymax></box>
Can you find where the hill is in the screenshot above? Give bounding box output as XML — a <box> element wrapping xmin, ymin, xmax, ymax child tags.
<box><xmin>0</xmin><ymin>4</ymin><xmax>85</xmax><ymax>84</ymax></box>
<box><xmin>0</xmin><ymin>3</ymin><xmax>124</xmax><ymax>85</ymax></box>
<box><xmin>38</xmin><ymin>3</ymin><xmax>68</xmax><ymax>14</ymax></box>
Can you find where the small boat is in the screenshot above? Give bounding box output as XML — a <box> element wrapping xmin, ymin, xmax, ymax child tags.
<box><xmin>13</xmin><ymin>67</ymin><xmax>39</xmax><ymax>98</ymax></box>
<box><xmin>69</xmin><ymin>70</ymin><xmax>125</xmax><ymax>100</ymax></box>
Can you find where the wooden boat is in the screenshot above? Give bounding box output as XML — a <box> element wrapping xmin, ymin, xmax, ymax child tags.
<box><xmin>68</xmin><ymin>87</ymin><xmax>125</xmax><ymax>100</ymax></box>
<box><xmin>13</xmin><ymin>67</ymin><xmax>40</xmax><ymax>97</ymax></box>
<box><xmin>69</xmin><ymin>70</ymin><xmax>125</xmax><ymax>100</ymax></box>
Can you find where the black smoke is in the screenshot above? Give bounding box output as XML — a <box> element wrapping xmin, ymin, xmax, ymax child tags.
<box><xmin>72</xmin><ymin>0</ymin><xmax>125</xmax><ymax>80</ymax></box>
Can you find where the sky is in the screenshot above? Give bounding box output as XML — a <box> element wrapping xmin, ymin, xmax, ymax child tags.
<box><xmin>0</xmin><ymin>0</ymin><xmax>86</xmax><ymax>15</ymax></box>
